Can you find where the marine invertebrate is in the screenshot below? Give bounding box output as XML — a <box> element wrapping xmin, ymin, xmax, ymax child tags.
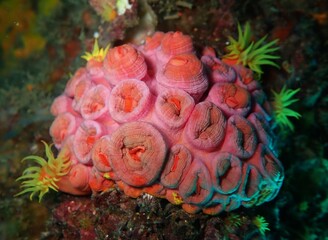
<box><xmin>108</xmin><ymin>121</ymin><xmax>167</xmax><ymax>187</ymax></box>
<box><xmin>15</xmin><ymin>141</ymin><xmax>71</xmax><ymax>202</ymax></box>
<box><xmin>17</xmin><ymin>31</ymin><xmax>284</xmax><ymax>215</ymax></box>
<box><xmin>223</xmin><ymin>22</ymin><xmax>280</xmax><ymax>75</ymax></box>
<box><xmin>50</xmin><ymin>112</ymin><xmax>81</xmax><ymax>148</ymax></box>
<box><xmin>108</xmin><ymin>79</ymin><xmax>151</xmax><ymax>122</ymax></box>
<box><xmin>81</xmin><ymin>38</ymin><xmax>110</xmax><ymax>62</ymax></box>
<box><xmin>252</xmin><ymin>215</ymin><xmax>270</xmax><ymax>235</ymax></box>
<box><xmin>184</xmin><ymin>101</ymin><xmax>226</xmax><ymax>150</ymax></box>
<box><xmin>272</xmin><ymin>86</ymin><xmax>301</xmax><ymax>131</ymax></box>
<box><xmin>155</xmin><ymin>88</ymin><xmax>195</xmax><ymax>130</ymax></box>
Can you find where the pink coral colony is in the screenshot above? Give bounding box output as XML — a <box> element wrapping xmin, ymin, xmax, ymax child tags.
<box><xmin>45</xmin><ymin>31</ymin><xmax>284</xmax><ymax>214</ymax></box>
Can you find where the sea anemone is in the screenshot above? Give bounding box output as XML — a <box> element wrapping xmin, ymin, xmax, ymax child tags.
<box><xmin>272</xmin><ymin>85</ymin><xmax>301</xmax><ymax>131</ymax></box>
<box><xmin>15</xmin><ymin>141</ymin><xmax>71</xmax><ymax>202</ymax></box>
<box><xmin>252</xmin><ymin>215</ymin><xmax>270</xmax><ymax>235</ymax></box>
<box><xmin>223</xmin><ymin>22</ymin><xmax>280</xmax><ymax>75</ymax></box>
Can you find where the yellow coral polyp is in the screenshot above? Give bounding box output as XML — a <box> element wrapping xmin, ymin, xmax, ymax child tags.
<box><xmin>172</xmin><ymin>192</ymin><xmax>184</xmax><ymax>205</ymax></box>
<box><xmin>103</xmin><ymin>172</ymin><xmax>111</xmax><ymax>179</ymax></box>
<box><xmin>81</xmin><ymin>38</ymin><xmax>110</xmax><ymax>62</ymax></box>
<box><xmin>223</xmin><ymin>22</ymin><xmax>280</xmax><ymax>75</ymax></box>
<box><xmin>15</xmin><ymin>141</ymin><xmax>71</xmax><ymax>202</ymax></box>
<box><xmin>272</xmin><ymin>86</ymin><xmax>301</xmax><ymax>131</ymax></box>
<box><xmin>252</xmin><ymin>215</ymin><xmax>270</xmax><ymax>235</ymax></box>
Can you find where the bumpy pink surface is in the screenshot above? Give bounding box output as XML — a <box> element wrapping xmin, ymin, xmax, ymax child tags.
<box><xmin>50</xmin><ymin>31</ymin><xmax>284</xmax><ymax>214</ymax></box>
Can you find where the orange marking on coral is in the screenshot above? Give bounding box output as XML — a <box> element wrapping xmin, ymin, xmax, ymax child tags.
<box><xmin>98</xmin><ymin>152</ymin><xmax>110</xmax><ymax>167</ymax></box>
<box><xmin>75</xmin><ymin>83</ymin><xmax>86</xmax><ymax>100</ymax></box>
<box><xmin>124</xmin><ymin>95</ymin><xmax>133</xmax><ymax>112</ymax></box>
<box><xmin>170</xmin><ymin>155</ymin><xmax>180</xmax><ymax>172</ymax></box>
<box><xmin>212</xmin><ymin>64</ymin><xmax>227</xmax><ymax>73</ymax></box>
<box><xmin>90</xmin><ymin>102</ymin><xmax>103</xmax><ymax>112</ymax></box>
<box><xmin>89</xmin><ymin>177</ymin><xmax>101</xmax><ymax>191</ymax></box>
<box><xmin>226</xmin><ymin>97</ymin><xmax>238</xmax><ymax>108</ymax></box>
<box><xmin>117</xmin><ymin>47</ymin><xmax>124</xmax><ymax>55</ymax></box>
<box><xmin>133</xmin><ymin>175</ymin><xmax>147</xmax><ymax>186</ymax></box>
<box><xmin>170</xmin><ymin>57</ymin><xmax>188</xmax><ymax>66</ymax></box>
<box><xmin>60</xmin><ymin>129</ymin><xmax>67</xmax><ymax>141</ymax></box>
<box><xmin>243</xmin><ymin>76</ymin><xmax>253</xmax><ymax>84</ymax></box>
<box><xmin>234</xmin><ymin>87</ymin><xmax>250</xmax><ymax>108</ymax></box>
<box><xmin>167</xmin><ymin>97</ymin><xmax>181</xmax><ymax>112</ymax></box>
<box><xmin>87</xmin><ymin>136</ymin><xmax>96</xmax><ymax>145</ymax></box>
<box><xmin>222</xmin><ymin>57</ymin><xmax>238</xmax><ymax>66</ymax></box>
<box><xmin>129</xmin><ymin>146</ymin><xmax>145</xmax><ymax>162</ymax></box>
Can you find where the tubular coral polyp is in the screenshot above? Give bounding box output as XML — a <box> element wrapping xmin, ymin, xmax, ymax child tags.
<box><xmin>272</xmin><ymin>86</ymin><xmax>301</xmax><ymax>131</ymax></box>
<box><xmin>15</xmin><ymin>141</ymin><xmax>71</xmax><ymax>202</ymax></box>
<box><xmin>81</xmin><ymin>38</ymin><xmax>110</xmax><ymax>62</ymax></box>
<box><xmin>223</xmin><ymin>22</ymin><xmax>280</xmax><ymax>75</ymax></box>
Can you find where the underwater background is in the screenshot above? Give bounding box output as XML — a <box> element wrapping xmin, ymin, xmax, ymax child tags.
<box><xmin>0</xmin><ymin>0</ymin><xmax>327</xmax><ymax>239</ymax></box>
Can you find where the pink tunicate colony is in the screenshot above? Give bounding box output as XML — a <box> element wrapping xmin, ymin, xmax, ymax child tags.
<box><xmin>50</xmin><ymin>31</ymin><xmax>284</xmax><ymax>215</ymax></box>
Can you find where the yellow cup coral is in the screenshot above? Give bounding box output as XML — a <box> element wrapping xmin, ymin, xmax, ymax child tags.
<box><xmin>15</xmin><ymin>141</ymin><xmax>71</xmax><ymax>202</ymax></box>
<box><xmin>223</xmin><ymin>22</ymin><xmax>280</xmax><ymax>75</ymax></box>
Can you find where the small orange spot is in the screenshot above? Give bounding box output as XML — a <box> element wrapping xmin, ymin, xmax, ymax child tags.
<box><xmin>234</xmin><ymin>87</ymin><xmax>250</xmax><ymax>108</ymax></box>
<box><xmin>98</xmin><ymin>152</ymin><xmax>110</xmax><ymax>167</ymax></box>
<box><xmin>212</xmin><ymin>64</ymin><xmax>228</xmax><ymax>74</ymax></box>
<box><xmin>89</xmin><ymin>177</ymin><xmax>101</xmax><ymax>191</ymax></box>
<box><xmin>124</xmin><ymin>95</ymin><xmax>134</xmax><ymax>112</ymax></box>
<box><xmin>170</xmin><ymin>154</ymin><xmax>180</xmax><ymax>172</ymax></box>
<box><xmin>60</xmin><ymin>129</ymin><xmax>67</xmax><ymax>141</ymax></box>
<box><xmin>90</xmin><ymin>102</ymin><xmax>103</xmax><ymax>113</ymax></box>
<box><xmin>75</xmin><ymin>83</ymin><xmax>86</xmax><ymax>100</ymax></box>
<box><xmin>226</xmin><ymin>97</ymin><xmax>238</xmax><ymax>108</ymax></box>
<box><xmin>170</xmin><ymin>56</ymin><xmax>188</xmax><ymax>66</ymax></box>
<box><xmin>129</xmin><ymin>146</ymin><xmax>145</xmax><ymax>162</ymax></box>
<box><xmin>167</xmin><ymin>97</ymin><xmax>181</xmax><ymax>113</ymax></box>
<box><xmin>222</xmin><ymin>57</ymin><xmax>239</xmax><ymax>66</ymax></box>
<box><xmin>239</xmin><ymin>68</ymin><xmax>253</xmax><ymax>84</ymax></box>
<box><xmin>224</xmin><ymin>84</ymin><xmax>250</xmax><ymax>109</ymax></box>
<box><xmin>133</xmin><ymin>175</ymin><xmax>147</xmax><ymax>186</ymax></box>
<box><xmin>87</xmin><ymin>135</ymin><xmax>96</xmax><ymax>145</ymax></box>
